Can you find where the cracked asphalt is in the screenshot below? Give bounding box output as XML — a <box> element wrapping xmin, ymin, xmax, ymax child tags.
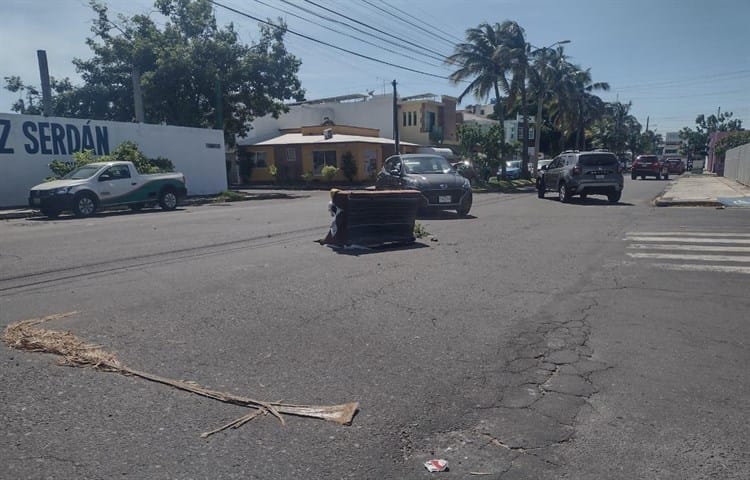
<box><xmin>1</xmin><ymin>178</ymin><xmax>748</xmax><ymax>479</ymax></box>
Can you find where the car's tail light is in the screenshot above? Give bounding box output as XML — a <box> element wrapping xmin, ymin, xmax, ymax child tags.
<box><xmin>571</xmin><ymin>165</ymin><xmax>582</xmax><ymax>176</ymax></box>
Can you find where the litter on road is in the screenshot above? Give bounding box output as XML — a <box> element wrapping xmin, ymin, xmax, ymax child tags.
<box><xmin>424</xmin><ymin>459</ymin><xmax>449</xmax><ymax>472</ymax></box>
<box><xmin>2</xmin><ymin>312</ymin><xmax>358</xmax><ymax>437</ymax></box>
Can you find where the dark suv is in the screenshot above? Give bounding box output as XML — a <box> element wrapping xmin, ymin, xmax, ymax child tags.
<box><xmin>632</xmin><ymin>155</ymin><xmax>669</xmax><ymax>180</ymax></box>
<box><xmin>537</xmin><ymin>151</ymin><xmax>623</xmax><ymax>203</ymax></box>
<box><xmin>376</xmin><ymin>154</ymin><xmax>473</xmax><ymax>216</ymax></box>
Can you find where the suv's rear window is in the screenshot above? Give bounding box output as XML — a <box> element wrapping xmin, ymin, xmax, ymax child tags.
<box><xmin>578</xmin><ymin>154</ymin><xmax>618</xmax><ymax>166</ymax></box>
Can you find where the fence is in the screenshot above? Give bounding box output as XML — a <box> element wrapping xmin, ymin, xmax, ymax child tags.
<box><xmin>723</xmin><ymin>143</ymin><xmax>750</xmax><ymax>187</ymax></box>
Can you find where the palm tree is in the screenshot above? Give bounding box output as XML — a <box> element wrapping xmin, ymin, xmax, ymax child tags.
<box><xmin>493</xmin><ymin>21</ymin><xmax>531</xmax><ymax>174</ymax></box>
<box><xmin>564</xmin><ymin>68</ymin><xmax>610</xmax><ymax>150</ymax></box>
<box><xmin>528</xmin><ymin>45</ymin><xmax>569</xmax><ymax>172</ymax></box>
<box><xmin>446</xmin><ymin>22</ymin><xmax>509</xmax><ymax>121</ymax></box>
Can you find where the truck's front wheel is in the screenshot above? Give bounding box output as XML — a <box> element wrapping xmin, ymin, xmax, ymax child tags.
<box><xmin>73</xmin><ymin>192</ymin><xmax>97</xmax><ymax>218</ymax></box>
<box><xmin>159</xmin><ymin>189</ymin><xmax>178</xmax><ymax>211</ymax></box>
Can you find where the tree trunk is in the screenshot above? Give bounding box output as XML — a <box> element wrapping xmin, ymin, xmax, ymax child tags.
<box><xmin>494</xmin><ymin>81</ymin><xmax>507</xmax><ymax>178</ymax></box>
<box><xmin>576</xmin><ymin>100</ymin><xmax>584</xmax><ymax>150</ymax></box>
<box><xmin>521</xmin><ymin>84</ymin><xmax>529</xmax><ymax>176</ymax></box>
<box><xmin>533</xmin><ymin>98</ymin><xmax>543</xmax><ymax>174</ymax></box>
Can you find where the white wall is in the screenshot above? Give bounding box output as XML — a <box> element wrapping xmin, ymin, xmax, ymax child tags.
<box><xmin>0</xmin><ymin>113</ymin><xmax>227</xmax><ymax>207</ymax></box>
<box><xmin>724</xmin><ymin>143</ymin><xmax>750</xmax><ymax>186</ymax></box>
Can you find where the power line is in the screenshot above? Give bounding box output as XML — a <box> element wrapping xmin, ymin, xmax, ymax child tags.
<box><xmin>301</xmin><ymin>0</ymin><xmax>452</xmax><ymax>60</ymax></box>
<box><xmin>208</xmin><ymin>0</ymin><xmax>454</xmax><ymax>80</ymax></box>
<box><xmin>359</xmin><ymin>0</ymin><xmax>457</xmax><ymax>50</ymax></box>
<box><xmin>612</xmin><ymin>69</ymin><xmax>750</xmax><ymax>91</ymax></box>
<box><xmin>276</xmin><ymin>0</ymin><xmax>448</xmax><ymax>64</ymax></box>
<box><xmin>381</xmin><ymin>0</ymin><xmax>465</xmax><ymax>44</ymax></box>
<box><xmin>246</xmin><ymin>0</ymin><xmax>444</xmax><ymax>68</ymax></box>
<box><xmin>625</xmin><ymin>88</ymin><xmax>747</xmax><ymax>100</ymax></box>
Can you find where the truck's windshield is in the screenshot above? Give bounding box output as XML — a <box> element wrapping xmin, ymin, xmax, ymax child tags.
<box><xmin>63</xmin><ymin>165</ymin><xmax>101</xmax><ymax>179</ymax></box>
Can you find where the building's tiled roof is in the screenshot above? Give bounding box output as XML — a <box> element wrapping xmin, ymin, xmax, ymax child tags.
<box><xmin>251</xmin><ymin>133</ymin><xmax>418</xmax><ymax>146</ymax></box>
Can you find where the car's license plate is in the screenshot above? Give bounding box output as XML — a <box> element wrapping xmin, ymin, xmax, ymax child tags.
<box><xmin>438</xmin><ymin>195</ymin><xmax>451</xmax><ymax>203</ymax></box>
<box><xmin>595</xmin><ymin>174</ymin><xmax>604</xmax><ymax>179</ymax></box>
<box><xmin>31</xmin><ymin>198</ymin><xmax>40</xmax><ymax>205</ymax></box>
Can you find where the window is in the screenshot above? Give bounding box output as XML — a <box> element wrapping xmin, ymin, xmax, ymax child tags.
<box><xmin>363</xmin><ymin>149</ymin><xmax>377</xmax><ymax>175</ymax></box>
<box><xmin>425</xmin><ymin>111</ymin><xmax>436</xmax><ymax>132</ymax></box>
<box><xmin>313</xmin><ymin>150</ymin><xmax>337</xmax><ymax>175</ymax></box>
<box><xmin>251</xmin><ymin>151</ymin><xmax>267</xmax><ymax>168</ymax></box>
<box><xmin>286</xmin><ymin>148</ymin><xmax>297</xmax><ymax>162</ymax></box>
<box><xmin>103</xmin><ymin>165</ymin><xmax>131</xmax><ymax>180</ymax></box>
<box><xmin>528</xmin><ymin>127</ymin><xmax>534</xmax><ymax>140</ymax></box>
<box><xmin>403</xmin><ymin>111</ymin><xmax>407</xmax><ymax>127</ymax></box>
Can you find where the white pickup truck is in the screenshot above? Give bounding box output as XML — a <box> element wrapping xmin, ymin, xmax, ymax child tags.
<box><xmin>29</xmin><ymin>161</ymin><xmax>187</xmax><ymax>218</ymax></box>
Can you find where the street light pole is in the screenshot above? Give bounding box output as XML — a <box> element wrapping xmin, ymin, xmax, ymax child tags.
<box><xmin>531</xmin><ymin>40</ymin><xmax>570</xmax><ymax>175</ymax></box>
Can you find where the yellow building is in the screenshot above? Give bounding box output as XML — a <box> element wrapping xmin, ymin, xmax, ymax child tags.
<box><xmin>399</xmin><ymin>94</ymin><xmax>459</xmax><ymax>146</ymax></box>
<box><xmin>238</xmin><ymin>125</ymin><xmax>418</xmax><ymax>183</ymax></box>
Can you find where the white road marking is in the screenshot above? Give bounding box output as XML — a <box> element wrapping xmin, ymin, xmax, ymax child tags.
<box><xmin>626</xmin><ymin>236</ymin><xmax>750</xmax><ymax>244</ymax></box>
<box><xmin>625</xmin><ymin>232</ymin><xmax>750</xmax><ymax>274</ymax></box>
<box><xmin>627</xmin><ymin>252</ymin><xmax>750</xmax><ymax>262</ymax></box>
<box><xmin>628</xmin><ymin>244</ymin><xmax>750</xmax><ymax>253</ymax></box>
<box><xmin>650</xmin><ymin>263</ymin><xmax>750</xmax><ymax>274</ymax></box>
<box><xmin>625</xmin><ymin>232</ymin><xmax>750</xmax><ymax>237</ymax></box>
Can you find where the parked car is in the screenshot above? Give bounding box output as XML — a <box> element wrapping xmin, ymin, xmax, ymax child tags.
<box><xmin>631</xmin><ymin>155</ymin><xmax>669</xmax><ymax>180</ymax></box>
<box><xmin>498</xmin><ymin>160</ymin><xmax>523</xmax><ymax>180</ymax></box>
<box><xmin>29</xmin><ymin>161</ymin><xmax>187</xmax><ymax>218</ymax></box>
<box><xmin>376</xmin><ymin>154</ymin><xmax>472</xmax><ymax>216</ymax></box>
<box><xmin>451</xmin><ymin>159</ymin><xmax>478</xmax><ymax>184</ymax></box>
<box><xmin>536</xmin><ymin>159</ymin><xmax>553</xmax><ymax>172</ymax></box>
<box><xmin>536</xmin><ymin>150</ymin><xmax>623</xmax><ymax>203</ymax></box>
<box><xmin>663</xmin><ymin>157</ymin><xmax>685</xmax><ymax>174</ymax></box>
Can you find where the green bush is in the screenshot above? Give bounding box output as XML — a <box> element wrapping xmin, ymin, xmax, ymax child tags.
<box><xmin>46</xmin><ymin>141</ymin><xmax>174</xmax><ymax>180</ymax></box>
<box><xmin>715</xmin><ymin>131</ymin><xmax>750</xmax><ymax>158</ymax></box>
<box><xmin>341</xmin><ymin>151</ymin><xmax>357</xmax><ymax>182</ymax></box>
<box><xmin>321</xmin><ymin>165</ymin><xmax>339</xmax><ymax>181</ymax></box>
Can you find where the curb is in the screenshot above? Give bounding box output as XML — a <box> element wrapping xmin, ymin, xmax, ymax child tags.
<box><xmin>0</xmin><ymin>192</ymin><xmax>304</xmax><ymax>220</ymax></box>
<box><xmin>653</xmin><ymin>199</ymin><xmax>723</xmax><ymax>207</ymax></box>
<box><xmin>0</xmin><ymin>211</ymin><xmax>36</xmax><ymax>220</ymax></box>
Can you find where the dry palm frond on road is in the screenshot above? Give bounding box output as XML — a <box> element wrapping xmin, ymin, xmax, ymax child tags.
<box><xmin>2</xmin><ymin>312</ymin><xmax>358</xmax><ymax>437</ymax></box>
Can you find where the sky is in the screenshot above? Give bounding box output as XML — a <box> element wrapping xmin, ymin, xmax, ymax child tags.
<box><xmin>2</xmin><ymin>0</ymin><xmax>749</xmax><ymax>135</ymax></box>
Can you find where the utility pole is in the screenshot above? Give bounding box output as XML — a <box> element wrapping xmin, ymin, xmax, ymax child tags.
<box><xmin>36</xmin><ymin>50</ymin><xmax>52</xmax><ymax>116</ymax></box>
<box><xmin>215</xmin><ymin>78</ymin><xmax>223</xmax><ymax>130</ymax></box>
<box><xmin>132</xmin><ymin>66</ymin><xmax>144</xmax><ymax>123</ymax></box>
<box><xmin>392</xmin><ymin>80</ymin><xmax>400</xmax><ymax>155</ymax></box>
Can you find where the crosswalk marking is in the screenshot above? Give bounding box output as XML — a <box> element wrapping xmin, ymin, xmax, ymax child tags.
<box><xmin>627</xmin><ymin>252</ymin><xmax>750</xmax><ymax>262</ymax></box>
<box><xmin>626</xmin><ymin>236</ymin><xmax>750</xmax><ymax>244</ymax></box>
<box><xmin>626</xmin><ymin>231</ymin><xmax>750</xmax><ymax>237</ymax></box>
<box><xmin>650</xmin><ymin>263</ymin><xmax>750</xmax><ymax>274</ymax></box>
<box><xmin>625</xmin><ymin>231</ymin><xmax>750</xmax><ymax>274</ymax></box>
<box><xmin>628</xmin><ymin>244</ymin><xmax>750</xmax><ymax>253</ymax></box>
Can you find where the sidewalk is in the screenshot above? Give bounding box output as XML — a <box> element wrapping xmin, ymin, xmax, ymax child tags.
<box><xmin>654</xmin><ymin>172</ymin><xmax>750</xmax><ymax>207</ymax></box>
<box><xmin>0</xmin><ymin>190</ymin><xmax>309</xmax><ymax>221</ymax></box>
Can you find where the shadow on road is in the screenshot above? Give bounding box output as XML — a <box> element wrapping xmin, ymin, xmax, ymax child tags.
<box><xmin>538</xmin><ymin>197</ymin><xmax>635</xmax><ymax>207</ymax></box>
<box><xmin>324</xmin><ymin>241</ymin><xmax>430</xmax><ymax>256</ymax></box>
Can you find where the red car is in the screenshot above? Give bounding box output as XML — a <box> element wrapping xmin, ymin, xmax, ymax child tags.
<box><xmin>663</xmin><ymin>157</ymin><xmax>685</xmax><ymax>174</ymax></box>
<box><xmin>631</xmin><ymin>155</ymin><xmax>669</xmax><ymax>180</ymax></box>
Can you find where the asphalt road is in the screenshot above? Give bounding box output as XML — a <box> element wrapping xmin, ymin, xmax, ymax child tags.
<box><xmin>1</xmin><ymin>177</ymin><xmax>748</xmax><ymax>479</ymax></box>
